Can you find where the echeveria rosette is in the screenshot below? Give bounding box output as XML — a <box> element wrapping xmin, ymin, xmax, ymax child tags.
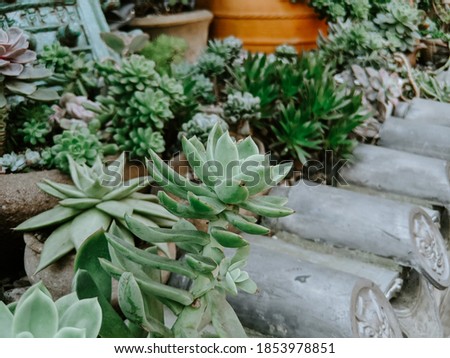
<box><xmin>0</xmin><ymin>28</ymin><xmax>37</xmax><ymax>77</ymax></box>
<box><xmin>114</xmin><ymin>126</ymin><xmax>165</xmax><ymax>158</ymax></box>
<box><xmin>0</xmin><ymin>282</ymin><xmax>102</xmax><ymax>338</ymax></box>
<box><xmin>98</xmin><ymin>125</ymin><xmax>293</xmax><ymax>338</ymax></box>
<box><xmin>223</xmin><ymin>91</ymin><xmax>261</xmax><ymax>125</ymax></box>
<box><xmin>15</xmin><ymin>153</ymin><xmax>178</xmax><ymax>272</ymax></box>
<box><xmin>178</xmin><ymin>113</ymin><xmax>228</xmax><ymax>144</ymax></box>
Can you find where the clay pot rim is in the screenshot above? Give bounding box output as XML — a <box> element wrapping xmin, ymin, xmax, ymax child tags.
<box><xmin>129</xmin><ymin>9</ymin><xmax>213</xmax><ymax>28</ymax></box>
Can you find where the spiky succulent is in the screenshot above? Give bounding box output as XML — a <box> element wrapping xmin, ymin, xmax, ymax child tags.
<box><xmin>196</xmin><ymin>52</ymin><xmax>226</xmax><ymax>77</ymax></box>
<box><xmin>373</xmin><ymin>2</ymin><xmax>423</xmax><ymax>53</ymax></box>
<box><xmin>0</xmin><ymin>282</ymin><xmax>102</xmax><ymax>338</ymax></box>
<box><xmin>41</xmin><ymin>128</ymin><xmax>107</xmax><ymax>174</ymax></box>
<box><xmin>207</xmin><ymin>36</ymin><xmax>243</xmax><ymax>63</ymax></box>
<box><xmin>275</xmin><ymin>44</ymin><xmax>298</xmax><ymax>63</ymax></box>
<box><xmin>16</xmin><ymin>153</ymin><xmax>178</xmax><ymax>272</ymax></box>
<box><xmin>223</xmin><ymin>91</ymin><xmax>261</xmax><ymax>125</ymax></box>
<box><xmin>99</xmin><ymin>125</ymin><xmax>293</xmax><ymax>338</ymax></box>
<box><xmin>318</xmin><ymin>19</ymin><xmax>389</xmax><ymax>70</ymax></box>
<box><xmin>179</xmin><ymin>113</ymin><xmax>228</xmax><ymax>143</ymax></box>
<box><xmin>39</xmin><ymin>43</ymin><xmax>97</xmax><ymax>97</ymax></box>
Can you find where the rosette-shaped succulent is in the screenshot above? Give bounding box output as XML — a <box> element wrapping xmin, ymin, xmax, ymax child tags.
<box><xmin>275</xmin><ymin>44</ymin><xmax>298</xmax><ymax>63</ymax></box>
<box><xmin>99</xmin><ymin>55</ymin><xmax>161</xmax><ymax>95</ymax></box>
<box><xmin>98</xmin><ymin>125</ymin><xmax>293</xmax><ymax>338</ymax></box>
<box><xmin>0</xmin><ymin>149</ymin><xmax>42</xmax><ymax>173</ymax></box>
<box><xmin>42</xmin><ymin>128</ymin><xmax>105</xmax><ymax>173</ymax></box>
<box><xmin>224</xmin><ymin>91</ymin><xmax>261</xmax><ymax>124</ymax></box>
<box><xmin>0</xmin><ymin>282</ymin><xmax>102</xmax><ymax>338</ymax></box>
<box><xmin>179</xmin><ymin>113</ymin><xmax>228</xmax><ymax>143</ymax></box>
<box><xmin>159</xmin><ymin>75</ymin><xmax>185</xmax><ymax>104</ymax></box>
<box><xmin>373</xmin><ymin>2</ymin><xmax>423</xmax><ymax>52</ymax></box>
<box><xmin>207</xmin><ymin>36</ymin><xmax>243</xmax><ymax>63</ymax></box>
<box><xmin>183</xmin><ymin>73</ymin><xmax>215</xmax><ymax>104</ymax></box>
<box><xmin>0</xmin><ymin>28</ymin><xmax>37</xmax><ymax>77</ymax></box>
<box><xmin>115</xmin><ymin>126</ymin><xmax>165</xmax><ymax>158</ymax></box>
<box><xmin>196</xmin><ymin>52</ymin><xmax>226</xmax><ymax>77</ymax></box>
<box><xmin>16</xmin><ymin>153</ymin><xmax>178</xmax><ymax>271</ymax></box>
<box><xmin>19</xmin><ymin>116</ymin><xmax>52</xmax><ymax>146</ymax></box>
<box><xmin>122</xmin><ymin>88</ymin><xmax>173</xmax><ymax>129</ymax></box>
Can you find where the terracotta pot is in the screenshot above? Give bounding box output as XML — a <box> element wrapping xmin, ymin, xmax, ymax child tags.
<box><xmin>196</xmin><ymin>0</ymin><xmax>327</xmax><ymax>53</ymax></box>
<box><xmin>129</xmin><ymin>10</ymin><xmax>213</xmax><ymax>62</ymax></box>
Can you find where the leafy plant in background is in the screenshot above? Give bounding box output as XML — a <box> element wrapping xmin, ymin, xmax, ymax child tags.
<box><xmin>140</xmin><ymin>35</ymin><xmax>188</xmax><ymax>75</ymax></box>
<box><xmin>0</xmin><ymin>282</ymin><xmax>102</xmax><ymax>338</ymax></box>
<box><xmin>413</xmin><ymin>69</ymin><xmax>450</xmax><ymax>102</ymax></box>
<box><xmin>309</xmin><ymin>0</ymin><xmax>371</xmax><ymax>22</ymax></box>
<box><xmin>178</xmin><ymin>113</ymin><xmax>228</xmax><ymax>143</ymax></box>
<box><xmin>128</xmin><ymin>0</ymin><xmax>195</xmax><ymax>16</ymax></box>
<box><xmin>39</xmin><ymin>43</ymin><xmax>98</xmax><ymax>97</ymax></box>
<box><xmin>92</xmin><ymin>55</ymin><xmax>186</xmax><ymax>158</ymax></box>
<box><xmin>373</xmin><ymin>2</ymin><xmax>424</xmax><ymax>53</ymax></box>
<box><xmin>274</xmin><ymin>44</ymin><xmax>299</xmax><ymax>64</ymax></box>
<box><xmin>223</xmin><ymin>91</ymin><xmax>261</xmax><ymax>134</ymax></box>
<box><xmin>98</xmin><ymin>125</ymin><xmax>293</xmax><ymax>337</ymax></box>
<box><xmin>16</xmin><ymin>153</ymin><xmax>178</xmax><ymax>272</ymax></box>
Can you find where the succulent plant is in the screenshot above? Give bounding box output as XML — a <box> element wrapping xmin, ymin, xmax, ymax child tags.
<box><xmin>182</xmin><ymin>73</ymin><xmax>216</xmax><ymax>104</ymax></box>
<box><xmin>178</xmin><ymin>113</ymin><xmax>228</xmax><ymax>143</ymax></box>
<box><xmin>130</xmin><ymin>0</ymin><xmax>195</xmax><ymax>16</ymax></box>
<box><xmin>309</xmin><ymin>0</ymin><xmax>371</xmax><ymax>22</ymax></box>
<box><xmin>39</xmin><ymin>43</ymin><xmax>97</xmax><ymax>97</ymax></box>
<box><xmin>223</xmin><ymin>91</ymin><xmax>261</xmax><ymax>125</ymax></box>
<box><xmin>42</xmin><ymin>128</ymin><xmax>110</xmax><ymax>174</ymax></box>
<box><xmin>275</xmin><ymin>44</ymin><xmax>299</xmax><ymax>63</ymax></box>
<box><xmin>373</xmin><ymin>2</ymin><xmax>423</xmax><ymax>53</ymax></box>
<box><xmin>0</xmin><ymin>27</ymin><xmax>37</xmax><ymax>77</ymax></box>
<box><xmin>16</xmin><ymin>153</ymin><xmax>178</xmax><ymax>272</ymax></box>
<box><xmin>50</xmin><ymin>93</ymin><xmax>99</xmax><ymax>131</ymax></box>
<box><xmin>93</xmin><ymin>55</ymin><xmax>184</xmax><ymax>158</ymax></box>
<box><xmin>18</xmin><ymin>116</ymin><xmax>52</xmax><ymax>147</ymax></box>
<box><xmin>0</xmin><ymin>282</ymin><xmax>102</xmax><ymax>338</ymax></box>
<box><xmin>413</xmin><ymin>69</ymin><xmax>450</xmax><ymax>103</ymax></box>
<box><xmin>101</xmin><ymin>30</ymin><xmax>150</xmax><ymax>57</ymax></box>
<box><xmin>318</xmin><ymin>19</ymin><xmax>389</xmax><ymax>71</ymax></box>
<box><xmin>207</xmin><ymin>36</ymin><xmax>243</xmax><ymax>63</ymax></box>
<box><xmin>99</xmin><ymin>125</ymin><xmax>293</xmax><ymax>337</ymax></box>
<box><xmin>140</xmin><ymin>34</ymin><xmax>188</xmax><ymax>75</ymax></box>
<box><xmin>115</xmin><ymin>126</ymin><xmax>165</xmax><ymax>158</ymax></box>
<box><xmin>196</xmin><ymin>52</ymin><xmax>226</xmax><ymax>77</ymax></box>
<box><xmin>0</xmin><ymin>149</ymin><xmax>42</xmax><ymax>173</ymax></box>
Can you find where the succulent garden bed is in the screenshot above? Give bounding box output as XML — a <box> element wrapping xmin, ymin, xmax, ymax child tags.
<box><xmin>1</xmin><ymin>0</ymin><xmax>450</xmax><ymax>339</ymax></box>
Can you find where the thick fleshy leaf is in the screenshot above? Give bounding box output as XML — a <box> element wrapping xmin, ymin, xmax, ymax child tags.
<box><xmin>13</xmin><ymin>289</ymin><xmax>58</xmax><ymax>338</ymax></box>
<box><xmin>172</xmin><ymin>296</ymin><xmax>207</xmax><ymax>338</ymax></box>
<box><xmin>54</xmin><ymin>327</ymin><xmax>86</xmax><ymax>338</ymax></box>
<box><xmin>96</xmin><ymin>201</ymin><xmax>133</xmax><ymax>220</ymax></box>
<box><xmin>17</xmin><ymin>66</ymin><xmax>52</xmax><ymax>80</ymax></box>
<box><xmin>100</xmin><ymin>32</ymin><xmax>126</xmax><ymax>54</ymax></box>
<box><xmin>37</xmin><ymin>182</ymin><xmax>67</xmax><ymax>200</ymax></box>
<box><xmin>15</xmin><ymin>206</ymin><xmax>81</xmax><ymax>231</ymax></box>
<box><xmin>75</xmin><ymin>230</ymin><xmax>112</xmax><ymax>300</ymax></box>
<box><xmin>74</xmin><ymin>270</ymin><xmax>133</xmax><ymax>338</ymax></box>
<box><xmin>70</xmin><ymin>208</ymin><xmax>111</xmax><ymax>249</ymax></box>
<box><xmin>0</xmin><ymin>302</ymin><xmax>13</xmax><ymax>338</ymax></box>
<box><xmin>237</xmin><ymin>136</ymin><xmax>260</xmax><ymax>159</ymax></box>
<box><xmin>102</xmin><ymin>177</ymin><xmax>143</xmax><ymax>201</ymax></box>
<box><xmin>123</xmin><ymin>199</ymin><xmax>178</xmax><ymax>221</ymax></box>
<box><xmin>36</xmin><ymin>221</ymin><xmax>75</xmax><ymax>273</ymax></box>
<box><xmin>5</xmin><ymin>80</ymin><xmax>36</xmax><ymax>95</ymax></box>
<box><xmin>208</xmin><ymin>291</ymin><xmax>246</xmax><ymax>338</ymax></box>
<box><xmin>42</xmin><ymin>180</ymin><xmax>86</xmax><ymax>198</ymax></box>
<box><xmin>214</xmin><ymin>132</ymin><xmax>239</xmax><ymax>178</ymax></box>
<box><xmin>55</xmin><ymin>292</ymin><xmax>78</xmax><ymax>320</ymax></box>
<box><xmin>59</xmin><ymin>298</ymin><xmax>102</xmax><ymax>338</ymax></box>
<box><xmin>27</xmin><ymin>88</ymin><xmax>60</xmax><ymax>102</ymax></box>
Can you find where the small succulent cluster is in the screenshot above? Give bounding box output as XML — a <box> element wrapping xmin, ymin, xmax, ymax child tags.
<box><xmin>15</xmin><ymin>104</ymin><xmax>53</xmax><ymax>146</ymax></box>
<box><xmin>309</xmin><ymin>0</ymin><xmax>371</xmax><ymax>22</ymax></box>
<box><xmin>16</xmin><ymin>153</ymin><xmax>178</xmax><ymax>272</ymax></box>
<box><xmin>413</xmin><ymin>69</ymin><xmax>450</xmax><ymax>103</ymax></box>
<box><xmin>50</xmin><ymin>93</ymin><xmax>99</xmax><ymax>131</ymax></box>
<box><xmin>41</xmin><ymin>128</ymin><xmax>107</xmax><ymax>174</ymax></box>
<box><xmin>93</xmin><ymin>55</ymin><xmax>185</xmax><ymax>158</ymax></box>
<box><xmin>39</xmin><ymin>43</ymin><xmax>97</xmax><ymax>97</ymax></box>
<box><xmin>223</xmin><ymin>91</ymin><xmax>262</xmax><ymax>125</ymax></box>
<box><xmin>178</xmin><ymin>113</ymin><xmax>228</xmax><ymax>143</ymax></box>
<box><xmin>373</xmin><ymin>2</ymin><xmax>423</xmax><ymax>53</ymax></box>
<box><xmin>0</xmin><ymin>282</ymin><xmax>102</xmax><ymax>338</ymax></box>
<box><xmin>0</xmin><ymin>149</ymin><xmax>41</xmax><ymax>173</ymax></box>
<box><xmin>99</xmin><ymin>125</ymin><xmax>293</xmax><ymax>337</ymax></box>
<box><xmin>274</xmin><ymin>44</ymin><xmax>299</xmax><ymax>63</ymax></box>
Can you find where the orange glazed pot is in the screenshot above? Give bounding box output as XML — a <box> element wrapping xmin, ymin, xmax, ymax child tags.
<box><xmin>196</xmin><ymin>0</ymin><xmax>327</xmax><ymax>53</ymax></box>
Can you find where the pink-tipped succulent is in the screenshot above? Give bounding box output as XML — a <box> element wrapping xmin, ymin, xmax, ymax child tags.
<box><xmin>0</xmin><ymin>28</ymin><xmax>37</xmax><ymax>77</ymax></box>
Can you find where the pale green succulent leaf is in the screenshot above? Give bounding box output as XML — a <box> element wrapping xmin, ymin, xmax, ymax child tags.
<box><xmin>214</xmin><ymin>179</ymin><xmax>249</xmax><ymax>205</ymax></box>
<box><xmin>96</xmin><ymin>201</ymin><xmax>133</xmax><ymax>220</ymax></box>
<box><xmin>55</xmin><ymin>292</ymin><xmax>78</xmax><ymax>320</ymax></box>
<box><xmin>37</xmin><ymin>182</ymin><xmax>67</xmax><ymax>200</ymax></box>
<box><xmin>60</xmin><ymin>198</ymin><xmax>101</xmax><ymax>210</ymax></box>
<box><xmin>123</xmin><ymin>199</ymin><xmax>178</xmax><ymax>221</ymax></box>
<box><xmin>237</xmin><ymin>136</ymin><xmax>260</xmax><ymax>159</ymax></box>
<box><xmin>27</xmin><ymin>88</ymin><xmax>60</xmax><ymax>102</ymax></box>
<box><xmin>59</xmin><ymin>298</ymin><xmax>102</xmax><ymax>338</ymax></box>
<box><xmin>70</xmin><ymin>208</ymin><xmax>112</xmax><ymax>249</ymax></box>
<box><xmin>206</xmin><ymin>122</ymin><xmax>224</xmax><ymax>162</ymax></box>
<box><xmin>0</xmin><ymin>302</ymin><xmax>13</xmax><ymax>338</ymax></box>
<box><xmin>214</xmin><ymin>132</ymin><xmax>239</xmax><ymax>178</ymax></box>
<box><xmin>172</xmin><ymin>296</ymin><xmax>208</xmax><ymax>338</ymax></box>
<box><xmin>187</xmin><ymin>192</ymin><xmax>227</xmax><ymax>216</ymax></box>
<box><xmin>236</xmin><ymin>278</ymin><xmax>258</xmax><ymax>294</ymax></box>
<box><xmin>6</xmin><ymin>81</ymin><xmax>36</xmax><ymax>95</ymax></box>
<box><xmin>102</xmin><ymin>177</ymin><xmax>144</xmax><ymax>201</ymax></box>
<box><xmin>208</xmin><ymin>291</ymin><xmax>246</xmax><ymax>338</ymax></box>
<box><xmin>54</xmin><ymin>327</ymin><xmax>86</xmax><ymax>338</ymax></box>
<box><xmin>36</xmin><ymin>221</ymin><xmax>75</xmax><ymax>273</ymax></box>
<box><xmin>13</xmin><ymin>289</ymin><xmax>58</xmax><ymax>338</ymax></box>
<box><xmin>15</xmin><ymin>206</ymin><xmax>81</xmax><ymax>231</ymax></box>
<box><xmin>42</xmin><ymin>180</ymin><xmax>87</xmax><ymax>198</ymax></box>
